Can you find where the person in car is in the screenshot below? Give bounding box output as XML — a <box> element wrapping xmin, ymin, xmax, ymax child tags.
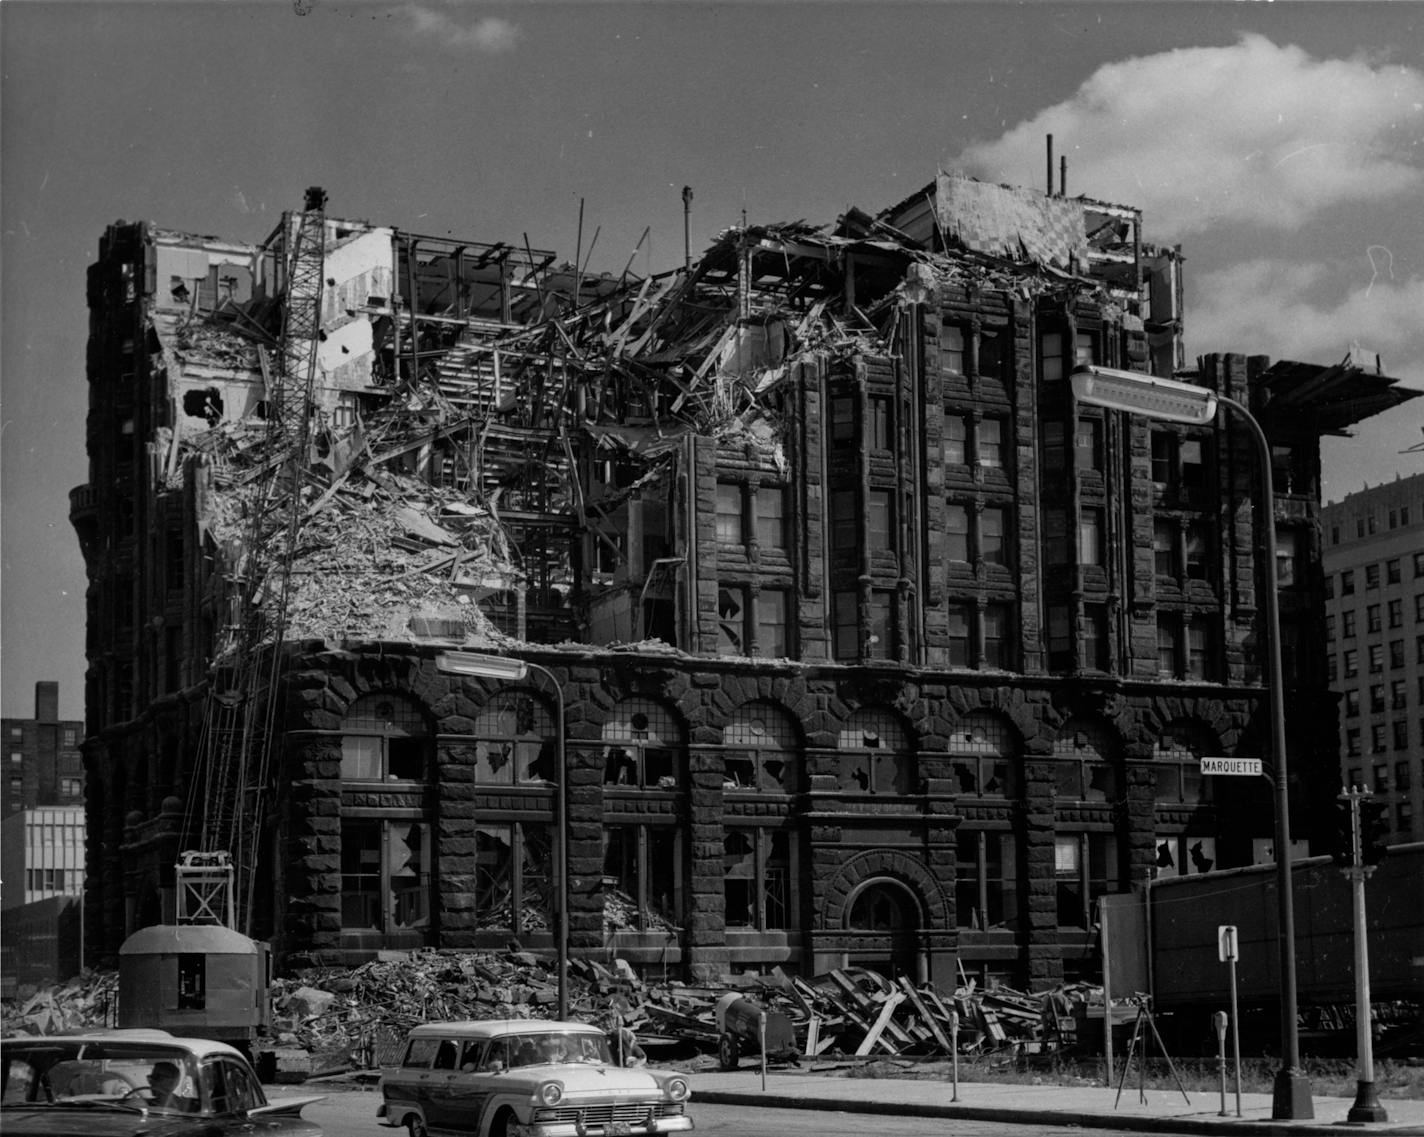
<box><xmin>147</xmin><ymin>1061</ymin><xmax>196</xmax><ymax>1112</ymax></box>
<box><xmin>537</xmin><ymin>1035</ymin><xmax>569</xmax><ymax>1063</ymax></box>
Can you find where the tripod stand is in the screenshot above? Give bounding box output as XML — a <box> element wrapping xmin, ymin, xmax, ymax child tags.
<box><xmin>1114</xmin><ymin>996</ymin><xmax>1192</xmax><ymax>1109</ymax></box>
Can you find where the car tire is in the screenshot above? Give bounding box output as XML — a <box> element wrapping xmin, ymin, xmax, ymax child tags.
<box><xmin>406</xmin><ymin>1115</ymin><xmax>429</xmax><ymax>1137</ymax></box>
<box><xmin>718</xmin><ymin>1031</ymin><xmax>740</xmax><ymax>1071</ymax></box>
<box><xmin>488</xmin><ymin>1107</ymin><xmax>514</xmax><ymax>1137</ymax></box>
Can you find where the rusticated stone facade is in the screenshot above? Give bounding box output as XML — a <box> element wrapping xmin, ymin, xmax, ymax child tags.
<box><xmin>74</xmin><ymin>178</ymin><xmax>1415</xmax><ymax>990</ymax></box>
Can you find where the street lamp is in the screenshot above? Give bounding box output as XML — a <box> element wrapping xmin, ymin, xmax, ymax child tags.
<box><xmin>1071</xmin><ymin>365</ymin><xmax>1312</xmax><ymax>1120</ymax></box>
<box><xmin>436</xmin><ymin>650</ymin><xmax>568</xmax><ymax>1021</ymax></box>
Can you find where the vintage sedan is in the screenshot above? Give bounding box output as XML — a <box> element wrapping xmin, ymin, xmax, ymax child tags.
<box><xmin>0</xmin><ymin>1029</ymin><xmax>323</xmax><ymax>1136</ymax></box>
<box><xmin>378</xmin><ymin>1019</ymin><xmax>693</xmax><ymax>1137</ymax></box>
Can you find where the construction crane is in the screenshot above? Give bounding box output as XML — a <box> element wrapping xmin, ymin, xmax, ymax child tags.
<box><xmin>185</xmin><ymin>186</ymin><xmax>328</xmax><ymax>935</ymax></box>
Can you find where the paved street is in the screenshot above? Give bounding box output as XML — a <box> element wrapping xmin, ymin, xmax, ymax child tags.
<box><xmin>269</xmin><ymin>1086</ymin><xmax>1149</xmax><ymax>1137</ymax></box>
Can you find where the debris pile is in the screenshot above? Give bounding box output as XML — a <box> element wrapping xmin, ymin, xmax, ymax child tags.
<box><xmin>2</xmin><ymin>951</ymin><xmax>1110</xmax><ymax>1074</ymax></box>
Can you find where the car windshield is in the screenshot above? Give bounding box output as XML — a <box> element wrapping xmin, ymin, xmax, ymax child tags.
<box><xmin>505</xmin><ymin>1032</ymin><xmax>611</xmax><ymax>1067</ymax></box>
<box><xmin>1</xmin><ymin>1042</ymin><xmax>203</xmax><ymax>1116</ymax></box>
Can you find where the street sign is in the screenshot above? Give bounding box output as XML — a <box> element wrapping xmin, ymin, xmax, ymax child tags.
<box><xmin>1201</xmin><ymin>756</ymin><xmax>1263</xmax><ymax>776</ymax></box>
<box><xmin>1218</xmin><ymin>924</ymin><xmax>1238</xmax><ymax>962</ymax></box>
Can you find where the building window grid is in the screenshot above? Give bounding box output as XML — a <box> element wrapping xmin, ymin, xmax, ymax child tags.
<box><xmin>721</xmin><ymin>702</ymin><xmax>800</xmax><ymax>793</ymax></box>
<box><xmin>602</xmin><ymin>699</ymin><xmax>684</xmax><ymax>790</ymax></box>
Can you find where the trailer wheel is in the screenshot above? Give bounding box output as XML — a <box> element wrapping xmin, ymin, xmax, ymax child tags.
<box><xmin>718</xmin><ymin>1031</ymin><xmax>741</xmax><ymax>1071</ymax></box>
<box><xmin>406</xmin><ymin>1115</ymin><xmax>428</xmax><ymax>1137</ymax></box>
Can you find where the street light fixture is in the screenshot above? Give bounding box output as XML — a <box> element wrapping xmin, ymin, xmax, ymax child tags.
<box><xmin>1071</xmin><ymin>365</ymin><xmax>1312</xmax><ymax>1120</ymax></box>
<box><xmin>436</xmin><ymin>650</ymin><xmax>569</xmax><ymax>1021</ymax></box>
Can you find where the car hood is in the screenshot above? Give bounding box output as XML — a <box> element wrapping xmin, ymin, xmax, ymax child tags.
<box><xmin>0</xmin><ymin>1104</ymin><xmax>216</xmax><ymax>1136</ymax></box>
<box><xmin>502</xmin><ymin>1064</ymin><xmax>668</xmax><ymax>1097</ymax></box>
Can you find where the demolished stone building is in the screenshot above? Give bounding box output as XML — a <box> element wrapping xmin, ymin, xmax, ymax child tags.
<box><xmin>71</xmin><ymin>172</ymin><xmax>1419</xmax><ymax>989</ymax></box>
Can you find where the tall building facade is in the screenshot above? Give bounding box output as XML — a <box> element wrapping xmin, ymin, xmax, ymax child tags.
<box><xmin>1</xmin><ymin>683</ymin><xmax>86</xmax><ymax>994</ymax></box>
<box><xmin>70</xmin><ymin>174</ymin><xmax>1418</xmax><ymax>987</ymax></box>
<box><xmin>2</xmin><ymin>681</ymin><xmax>84</xmax><ymax>818</ymax></box>
<box><xmin>1322</xmin><ymin>472</ymin><xmax>1424</xmax><ymax>843</ymax></box>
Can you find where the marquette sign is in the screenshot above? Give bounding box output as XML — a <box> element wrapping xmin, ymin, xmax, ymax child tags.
<box><xmin>1200</xmin><ymin>756</ymin><xmax>1263</xmax><ymax>777</ymax></box>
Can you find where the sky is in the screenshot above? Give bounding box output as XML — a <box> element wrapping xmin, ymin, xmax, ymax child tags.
<box><xmin>3</xmin><ymin>0</ymin><xmax>1423</xmax><ymax>720</ymax></box>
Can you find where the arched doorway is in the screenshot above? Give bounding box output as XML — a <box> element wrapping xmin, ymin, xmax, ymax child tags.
<box><xmin>846</xmin><ymin>877</ymin><xmax>922</xmax><ymax>981</ymax></box>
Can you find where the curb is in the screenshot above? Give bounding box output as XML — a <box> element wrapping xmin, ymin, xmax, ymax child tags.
<box><xmin>690</xmin><ymin>1089</ymin><xmax>1424</xmax><ymax>1137</ymax></box>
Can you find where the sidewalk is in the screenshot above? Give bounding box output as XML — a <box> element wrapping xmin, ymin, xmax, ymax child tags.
<box><xmin>686</xmin><ymin>1069</ymin><xmax>1424</xmax><ymax>1136</ymax></box>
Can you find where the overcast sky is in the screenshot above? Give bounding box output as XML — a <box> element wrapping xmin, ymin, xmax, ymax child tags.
<box><xmin>3</xmin><ymin>0</ymin><xmax>1423</xmax><ymax>719</ymax></box>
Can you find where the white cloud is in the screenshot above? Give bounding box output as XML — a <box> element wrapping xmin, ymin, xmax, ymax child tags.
<box><xmin>1188</xmin><ymin>258</ymin><xmax>1424</xmax><ymax>371</ymax></box>
<box><xmin>952</xmin><ymin>35</ymin><xmax>1424</xmax><ymax>237</ymax></box>
<box><xmin>402</xmin><ymin>5</ymin><xmax>519</xmax><ymax>52</ymax></box>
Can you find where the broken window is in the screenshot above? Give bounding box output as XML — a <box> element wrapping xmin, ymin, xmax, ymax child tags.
<box><xmin>1056</xmin><ymin>832</ymin><xmax>1119</xmax><ymax>928</ymax></box>
<box><xmin>341</xmin><ymin>693</ymin><xmax>429</xmax><ymax>781</ymax></box>
<box><xmin>947</xmin><ymin>712</ymin><xmax>1018</xmax><ymax>798</ymax></box>
<box><xmin>1047</xmin><ymin>605</ymin><xmax>1073</xmax><ymax>672</ymax></box>
<box><xmin>717</xmin><ymin>586</ymin><xmax>747</xmax><ymax>656</ymax></box>
<box><xmin>1052</xmin><ymin>719</ymin><xmax>1121</xmax><ymax>803</ymax></box>
<box><xmin>603</xmin><ymin>823</ymin><xmax>682</xmax><ymax>933</ymax></box>
<box><xmin>472</xmin><ymin>692</ymin><xmax>557</xmax><ymax>784</ymax></box>
<box><xmin>474</xmin><ymin>824</ymin><xmax>554</xmax><ymax>932</ymax></box>
<box><xmin>978</xmin><ymin>328</ymin><xmax>1007</xmax><ymax>380</ymax></box>
<box><xmin>721</xmin><ymin>701</ymin><xmax>800</xmax><ymax>793</ymax></box>
<box><xmin>602</xmin><ymin>700</ymin><xmax>684</xmax><ymax>790</ymax></box>
<box><xmin>723</xmin><ymin>828</ymin><xmax>794</xmax><ymax>931</ymax></box>
<box><xmin>836</xmin><ymin>708</ymin><xmax>915</xmax><ymax>795</ymax></box>
<box><xmin>340</xmin><ymin>818</ymin><xmax>431</xmax><ymax>937</ymax></box>
<box><xmin>957</xmin><ymin>831</ymin><xmax>1019</xmax><ymax>930</ymax></box>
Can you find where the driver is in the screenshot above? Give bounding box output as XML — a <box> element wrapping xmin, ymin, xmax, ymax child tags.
<box><xmin>536</xmin><ymin>1035</ymin><xmax>569</xmax><ymax>1064</ymax></box>
<box><xmin>147</xmin><ymin>1061</ymin><xmax>196</xmax><ymax>1112</ymax></box>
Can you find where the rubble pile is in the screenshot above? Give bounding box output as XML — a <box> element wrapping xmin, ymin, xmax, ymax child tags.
<box><xmin>2</xmin><ymin>971</ymin><xmax>119</xmax><ymax>1037</ymax></box>
<box><xmin>1</xmin><ymin>951</ymin><xmax>1108</xmax><ymax>1072</ymax></box>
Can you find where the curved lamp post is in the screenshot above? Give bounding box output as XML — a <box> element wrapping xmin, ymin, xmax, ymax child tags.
<box><xmin>1071</xmin><ymin>366</ymin><xmax>1312</xmax><ymax>1120</ymax></box>
<box><xmin>436</xmin><ymin>650</ymin><xmax>568</xmax><ymax>1021</ymax></box>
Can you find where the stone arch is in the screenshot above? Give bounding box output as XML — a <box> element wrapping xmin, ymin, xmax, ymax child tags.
<box><xmin>820</xmin><ymin>848</ymin><xmax>949</xmax><ymax>931</ymax></box>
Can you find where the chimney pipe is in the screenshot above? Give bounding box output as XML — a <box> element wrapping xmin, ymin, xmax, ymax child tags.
<box><xmin>682</xmin><ymin>186</ymin><xmax>693</xmax><ymax>271</ymax></box>
<box><xmin>1060</xmin><ymin>157</ymin><xmax>1067</xmax><ymax>198</ymax></box>
<box><xmin>1046</xmin><ymin>135</ymin><xmax>1055</xmax><ymax>196</ymax></box>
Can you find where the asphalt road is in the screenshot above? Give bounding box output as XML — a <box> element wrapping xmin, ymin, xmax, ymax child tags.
<box><xmin>276</xmin><ymin>1085</ymin><xmax>1137</xmax><ymax>1137</ymax></box>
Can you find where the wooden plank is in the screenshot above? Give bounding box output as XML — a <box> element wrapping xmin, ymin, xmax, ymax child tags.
<box><xmin>853</xmin><ymin>991</ymin><xmax>905</xmax><ymax>1056</ymax></box>
<box><xmin>897</xmin><ymin>979</ymin><xmax>952</xmax><ymax>1053</ymax></box>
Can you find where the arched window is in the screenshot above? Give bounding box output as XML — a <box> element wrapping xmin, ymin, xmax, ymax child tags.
<box><xmin>472</xmin><ymin>692</ymin><xmax>556</xmax><ymax>784</ymax></box>
<box><xmin>341</xmin><ymin>693</ymin><xmax>429</xmax><ymax>782</ymax></box>
<box><xmin>602</xmin><ymin>699</ymin><xmax>684</xmax><ymax>789</ymax></box>
<box><xmin>1153</xmin><ymin>721</ymin><xmax>1214</xmax><ymax>806</ymax></box>
<box><xmin>946</xmin><ymin>712</ymin><xmax>1019</xmax><ymax>797</ymax></box>
<box><xmin>721</xmin><ymin>701</ymin><xmax>801</xmax><ymax>793</ymax></box>
<box><xmin>1051</xmin><ymin>718</ymin><xmax>1120</xmax><ymax>802</ymax></box>
<box><xmin>837</xmin><ymin>709</ymin><xmax>916</xmax><ymax>795</ymax></box>
<box><xmin>848</xmin><ymin>879</ymin><xmax>918</xmax><ymax>931</ymax></box>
